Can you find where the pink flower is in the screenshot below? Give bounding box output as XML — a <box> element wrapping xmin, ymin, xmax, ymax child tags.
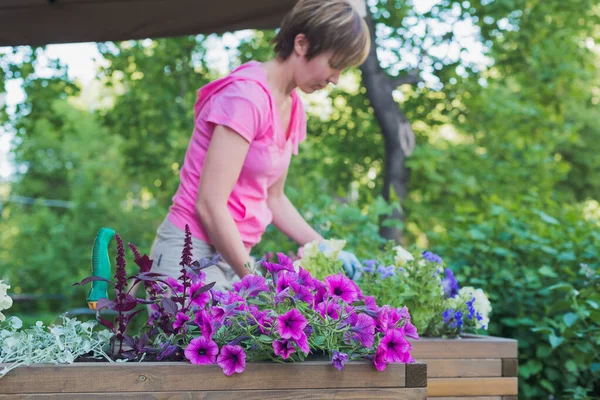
<box><xmin>166</xmin><ymin>276</ymin><xmax>184</xmax><ymax>293</ymax></box>
<box><xmin>173</xmin><ymin>312</ymin><xmax>190</xmax><ymax>330</ymax></box>
<box><xmin>276</xmin><ymin>309</ymin><xmax>308</xmax><ymax>340</ymax></box>
<box><xmin>273</xmin><ymin>339</ymin><xmax>295</xmax><ymax>359</ymax></box>
<box><xmin>290</xmin><ymin>281</ymin><xmax>314</xmax><ymax>304</ymax></box>
<box><xmin>294</xmin><ymin>331</ymin><xmax>310</xmax><ymax>354</ymax></box>
<box><xmin>380</xmin><ymin>328</ymin><xmax>412</xmax><ymax>363</ymax></box>
<box><xmin>332</xmin><ymin>351</ymin><xmax>348</xmax><ymax>371</ymax></box>
<box><xmin>404</xmin><ymin>321</ymin><xmax>419</xmax><ymax>340</ymax></box>
<box><xmin>217</xmin><ymin>345</ymin><xmax>246</xmax><ymax>376</ymax></box>
<box><xmin>187</xmin><ymin>280</ymin><xmax>210</xmax><ymax>308</ymax></box>
<box><xmin>233</xmin><ymin>275</ymin><xmax>269</xmax><ymax>297</ymax></box>
<box><xmin>373</xmin><ymin>345</ymin><xmax>388</xmax><ymax>371</ymax></box>
<box><xmin>324</xmin><ymin>274</ymin><xmax>359</xmax><ymax>304</ymax></box>
<box><xmin>194</xmin><ymin>309</ymin><xmax>216</xmax><ymax>339</ymax></box>
<box><xmin>184</xmin><ymin>336</ymin><xmax>219</xmax><ymax>364</ymax></box>
<box><xmin>350</xmin><ymin>313</ymin><xmax>376</xmax><ymax>348</ymax></box>
<box><xmin>316</xmin><ymin>301</ymin><xmax>341</xmax><ymax>320</ymax></box>
<box><xmin>276</xmin><ymin>272</ymin><xmax>295</xmax><ymax>293</ymax></box>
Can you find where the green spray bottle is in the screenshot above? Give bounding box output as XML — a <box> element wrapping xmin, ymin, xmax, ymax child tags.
<box><xmin>86</xmin><ymin>227</ymin><xmax>116</xmax><ymax>310</ymax></box>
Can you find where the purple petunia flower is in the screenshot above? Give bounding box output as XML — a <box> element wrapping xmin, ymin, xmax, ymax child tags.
<box><xmin>350</xmin><ymin>313</ymin><xmax>376</xmax><ymax>348</ymax></box>
<box><xmin>194</xmin><ymin>309</ymin><xmax>216</xmax><ymax>339</ymax></box>
<box><xmin>277</xmin><ymin>272</ymin><xmax>295</xmax><ymax>294</ymax></box>
<box><xmin>332</xmin><ymin>351</ymin><xmax>348</xmax><ymax>371</ymax></box>
<box><xmin>380</xmin><ymin>329</ymin><xmax>411</xmax><ymax>363</ymax></box>
<box><xmin>294</xmin><ymin>331</ymin><xmax>310</xmax><ymax>354</ymax></box>
<box><xmin>276</xmin><ymin>309</ymin><xmax>308</xmax><ymax>340</ymax></box>
<box><xmin>232</xmin><ymin>275</ymin><xmax>269</xmax><ymax>297</ymax></box>
<box><xmin>166</xmin><ymin>276</ymin><xmax>184</xmax><ymax>293</ymax></box>
<box><xmin>263</xmin><ymin>253</ymin><xmax>295</xmax><ymax>277</ymax></box>
<box><xmin>362</xmin><ymin>259</ymin><xmax>378</xmax><ymax>273</ymax></box>
<box><xmin>325</xmin><ymin>274</ymin><xmax>359</xmax><ymax>304</ymax></box>
<box><xmin>373</xmin><ymin>345</ymin><xmax>388</xmax><ymax>371</ymax></box>
<box><xmin>316</xmin><ymin>301</ymin><xmax>342</xmax><ymax>320</ymax></box>
<box><xmin>173</xmin><ymin>312</ymin><xmax>190</xmax><ymax>330</ymax></box>
<box><xmin>422</xmin><ymin>251</ymin><xmax>443</xmax><ymax>264</ymax></box>
<box><xmin>187</xmin><ymin>280</ymin><xmax>210</xmax><ymax>308</ymax></box>
<box><xmin>377</xmin><ymin>265</ymin><xmax>396</xmax><ymax>280</ymax></box>
<box><xmin>217</xmin><ymin>345</ymin><xmax>246</xmax><ymax>376</ymax></box>
<box><xmin>441</xmin><ymin>268</ymin><xmax>460</xmax><ymax>298</ymax></box>
<box><xmin>290</xmin><ymin>281</ymin><xmax>315</xmax><ymax>304</ymax></box>
<box><xmin>404</xmin><ymin>320</ymin><xmax>419</xmax><ymax>340</ymax></box>
<box><xmin>273</xmin><ymin>339</ymin><xmax>296</xmax><ymax>359</ymax></box>
<box><xmin>184</xmin><ymin>336</ymin><xmax>219</xmax><ymax>364</ymax></box>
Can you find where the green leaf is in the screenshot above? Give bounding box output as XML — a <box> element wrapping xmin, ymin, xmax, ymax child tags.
<box><xmin>586</xmin><ymin>300</ymin><xmax>599</xmax><ymax>309</ymax></box>
<box><xmin>531</xmin><ymin>326</ymin><xmax>553</xmax><ymax>335</ymax></box>
<box><xmin>540</xmin><ymin>379</ymin><xmax>555</xmax><ymax>393</ymax></box>
<box><xmin>539</xmin><ymin>266</ymin><xmax>558</xmax><ymax>278</ymax></box>
<box><xmin>562</xmin><ymin>312</ymin><xmax>578</xmax><ymax>328</ymax></box>
<box><xmin>549</xmin><ymin>334</ymin><xmax>564</xmax><ymax>349</ymax></box>
<box><xmin>565</xmin><ymin>360</ymin><xmax>578</xmax><ymax>373</ymax></box>
<box><xmin>257</xmin><ymin>335</ymin><xmax>273</xmax><ymax>344</ymax></box>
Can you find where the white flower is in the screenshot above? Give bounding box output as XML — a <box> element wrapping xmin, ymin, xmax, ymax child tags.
<box><xmin>9</xmin><ymin>316</ymin><xmax>22</xmax><ymax>329</ymax></box>
<box><xmin>0</xmin><ymin>280</ymin><xmax>9</xmax><ymax>298</ymax></box>
<box><xmin>301</xmin><ymin>241</ymin><xmax>320</xmax><ymax>260</ymax></box>
<box><xmin>0</xmin><ymin>281</ymin><xmax>13</xmax><ymax>319</ymax></box>
<box><xmin>459</xmin><ymin>286</ymin><xmax>492</xmax><ymax>330</ymax></box>
<box><xmin>322</xmin><ymin>239</ymin><xmax>346</xmax><ymax>259</ymax></box>
<box><xmin>393</xmin><ymin>245</ymin><xmax>414</xmax><ymax>266</ymax></box>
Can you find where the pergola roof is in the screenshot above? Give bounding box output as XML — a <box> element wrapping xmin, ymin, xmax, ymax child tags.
<box><xmin>0</xmin><ymin>0</ymin><xmax>296</xmax><ymax>47</ymax></box>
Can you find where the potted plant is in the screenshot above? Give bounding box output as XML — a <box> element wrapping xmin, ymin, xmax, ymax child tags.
<box><xmin>0</xmin><ymin>228</ymin><xmax>427</xmax><ymax>399</ymax></box>
<box><xmin>299</xmin><ymin>240</ymin><xmax>518</xmax><ymax>399</ymax></box>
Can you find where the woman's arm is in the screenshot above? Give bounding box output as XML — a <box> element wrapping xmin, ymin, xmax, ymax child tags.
<box><xmin>195</xmin><ymin>125</ymin><xmax>254</xmax><ymax>278</ymax></box>
<box><xmin>267</xmin><ymin>168</ymin><xmax>324</xmax><ymax>246</ymax></box>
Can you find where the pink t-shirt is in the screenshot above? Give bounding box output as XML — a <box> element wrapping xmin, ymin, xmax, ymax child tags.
<box><xmin>167</xmin><ymin>61</ymin><xmax>307</xmax><ymax>250</ymax></box>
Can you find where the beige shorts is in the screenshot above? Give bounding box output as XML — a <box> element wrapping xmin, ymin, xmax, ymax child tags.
<box><xmin>149</xmin><ymin>218</ymin><xmax>241</xmax><ymax>293</ymax></box>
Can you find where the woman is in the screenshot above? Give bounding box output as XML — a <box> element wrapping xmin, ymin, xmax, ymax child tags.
<box><xmin>149</xmin><ymin>0</ymin><xmax>370</xmax><ymax>292</ymax></box>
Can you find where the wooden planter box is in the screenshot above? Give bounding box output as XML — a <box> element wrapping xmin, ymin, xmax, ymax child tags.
<box><xmin>0</xmin><ymin>360</ymin><xmax>427</xmax><ymax>399</ymax></box>
<box><xmin>411</xmin><ymin>334</ymin><xmax>518</xmax><ymax>399</ymax></box>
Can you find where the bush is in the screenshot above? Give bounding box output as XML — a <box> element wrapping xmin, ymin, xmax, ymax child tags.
<box><xmin>424</xmin><ymin>195</ymin><xmax>600</xmax><ymax>398</ymax></box>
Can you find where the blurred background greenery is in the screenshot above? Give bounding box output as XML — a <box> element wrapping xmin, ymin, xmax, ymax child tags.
<box><xmin>1</xmin><ymin>0</ymin><xmax>599</xmax><ymax>398</ymax></box>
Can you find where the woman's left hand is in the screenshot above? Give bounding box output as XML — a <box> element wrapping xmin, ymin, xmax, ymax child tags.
<box><xmin>337</xmin><ymin>250</ymin><xmax>363</xmax><ymax>281</ymax></box>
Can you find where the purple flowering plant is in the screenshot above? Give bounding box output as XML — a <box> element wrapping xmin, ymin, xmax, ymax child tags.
<box><xmin>355</xmin><ymin>243</ymin><xmax>492</xmax><ymax>337</ymax></box>
<box><xmin>73</xmin><ymin>228</ymin><xmax>417</xmax><ymax>375</ymax></box>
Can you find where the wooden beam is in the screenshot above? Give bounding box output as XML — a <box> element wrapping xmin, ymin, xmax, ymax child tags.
<box><xmin>0</xmin><ymin>0</ymin><xmax>296</xmax><ymax>46</ymax></box>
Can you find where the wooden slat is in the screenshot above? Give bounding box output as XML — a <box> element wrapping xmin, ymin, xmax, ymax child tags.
<box><xmin>502</xmin><ymin>359</ymin><xmax>519</xmax><ymax>377</ymax></box>
<box><xmin>430</xmin><ymin>397</ymin><xmax>502</xmax><ymax>400</ymax></box>
<box><xmin>410</xmin><ymin>336</ymin><xmax>518</xmax><ymax>359</ymax></box>
<box><xmin>502</xmin><ymin>397</ymin><xmax>518</xmax><ymax>400</ymax></box>
<box><xmin>405</xmin><ymin>363</ymin><xmax>427</xmax><ymax>387</ymax></box>
<box><xmin>428</xmin><ymin>377</ymin><xmax>518</xmax><ymax>397</ymax></box>
<box><xmin>0</xmin><ymin>388</ymin><xmax>428</xmax><ymax>400</ymax></box>
<box><xmin>0</xmin><ymin>0</ymin><xmax>296</xmax><ymax>46</ymax></box>
<box><xmin>421</xmin><ymin>359</ymin><xmax>502</xmax><ymax>378</ymax></box>
<box><xmin>0</xmin><ymin>361</ymin><xmax>407</xmax><ymax>394</ymax></box>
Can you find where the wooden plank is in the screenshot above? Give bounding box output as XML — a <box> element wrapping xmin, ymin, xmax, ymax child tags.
<box><xmin>411</xmin><ymin>336</ymin><xmax>518</xmax><ymax>359</ymax></box>
<box><xmin>502</xmin><ymin>358</ymin><xmax>519</xmax><ymax>377</ymax></box>
<box><xmin>421</xmin><ymin>359</ymin><xmax>502</xmax><ymax>378</ymax></box>
<box><xmin>0</xmin><ymin>0</ymin><xmax>296</xmax><ymax>47</ymax></box>
<box><xmin>0</xmin><ymin>361</ymin><xmax>407</xmax><ymax>394</ymax></box>
<box><xmin>502</xmin><ymin>397</ymin><xmax>518</xmax><ymax>400</ymax></box>
<box><xmin>0</xmin><ymin>388</ymin><xmax>428</xmax><ymax>400</ymax></box>
<box><xmin>430</xmin><ymin>397</ymin><xmax>502</xmax><ymax>400</ymax></box>
<box><xmin>405</xmin><ymin>363</ymin><xmax>427</xmax><ymax>387</ymax></box>
<box><xmin>428</xmin><ymin>377</ymin><xmax>518</xmax><ymax>397</ymax></box>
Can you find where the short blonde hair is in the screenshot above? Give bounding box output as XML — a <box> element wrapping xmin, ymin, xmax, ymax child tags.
<box><xmin>273</xmin><ymin>0</ymin><xmax>371</xmax><ymax>69</ymax></box>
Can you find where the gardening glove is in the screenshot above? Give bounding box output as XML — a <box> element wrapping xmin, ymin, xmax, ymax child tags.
<box><xmin>318</xmin><ymin>243</ymin><xmax>362</xmax><ymax>281</ymax></box>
